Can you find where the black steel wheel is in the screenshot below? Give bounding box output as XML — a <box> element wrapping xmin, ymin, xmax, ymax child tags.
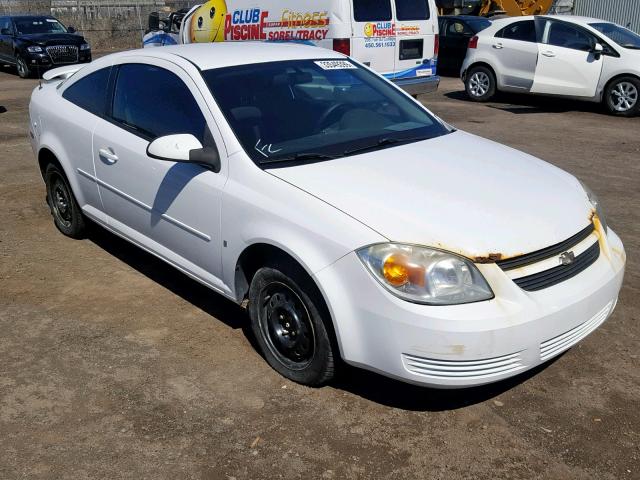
<box><xmin>44</xmin><ymin>163</ymin><xmax>86</xmax><ymax>238</ymax></box>
<box><xmin>249</xmin><ymin>265</ymin><xmax>335</xmax><ymax>386</ymax></box>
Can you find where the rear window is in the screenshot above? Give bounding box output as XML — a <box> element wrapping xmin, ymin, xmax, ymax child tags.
<box><xmin>62</xmin><ymin>67</ymin><xmax>111</xmax><ymax>117</ymax></box>
<box><xmin>353</xmin><ymin>0</ymin><xmax>392</xmax><ymax>22</ymax></box>
<box><xmin>496</xmin><ymin>20</ymin><xmax>537</xmax><ymax>43</ymax></box>
<box><xmin>395</xmin><ymin>0</ymin><xmax>430</xmax><ymax>20</ymax></box>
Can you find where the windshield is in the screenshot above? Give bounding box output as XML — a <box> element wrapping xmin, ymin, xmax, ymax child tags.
<box><xmin>590</xmin><ymin>22</ymin><xmax>640</xmax><ymax>49</ymax></box>
<box><xmin>202</xmin><ymin>59</ymin><xmax>449</xmax><ymax>166</ymax></box>
<box><xmin>14</xmin><ymin>17</ymin><xmax>67</xmax><ymax>35</ymax></box>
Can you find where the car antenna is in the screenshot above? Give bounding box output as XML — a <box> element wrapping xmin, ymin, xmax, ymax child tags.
<box><xmin>37</xmin><ymin>63</ymin><xmax>42</xmax><ymax>89</ymax></box>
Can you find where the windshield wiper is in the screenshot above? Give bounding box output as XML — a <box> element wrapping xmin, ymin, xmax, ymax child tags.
<box><xmin>343</xmin><ymin>135</ymin><xmax>429</xmax><ymax>157</ymax></box>
<box><xmin>258</xmin><ymin>151</ymin><xmax>342</xmax><ymax>165</ymax></box>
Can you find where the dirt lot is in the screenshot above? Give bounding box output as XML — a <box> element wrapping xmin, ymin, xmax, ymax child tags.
<box><xmin>1</xmin><ymin>64</ymin><xmax>639</xmax><ymax>480</ymax></box>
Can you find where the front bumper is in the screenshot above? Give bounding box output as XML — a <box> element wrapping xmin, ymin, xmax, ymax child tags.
<box><xmin>22</xmin><ymin>50</ymin><xmax>91</xmax><ymax>70</ymax></box>
<box><xmin>314</xmin><ymin>229</ymin><xmax>626</xmax><ymax>388</ymax></box>
<box><xmin>392</xmin><ymin>75</ymin><xmax>440</xmax><ymax>96</ymax></box>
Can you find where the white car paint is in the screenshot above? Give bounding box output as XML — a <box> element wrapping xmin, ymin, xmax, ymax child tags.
<box><xmin>30</xmin><ymin>43</ymin><xmax>626</xmax><ymax>388</ymax></box>
<box><xmin>462</xmin><ymin>15</ymin><xmax>640</xmax><ymax>105</ymax></box>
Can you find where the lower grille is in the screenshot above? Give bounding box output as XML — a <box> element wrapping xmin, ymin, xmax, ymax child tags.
<box><xmin>540</xmin><ymin>300</ymin><xmax>613</xmax><ymax>361</ymax></box>
<box><xmin>513</xmin><ymin>241</ymin><xmax>600</xmax><ymax>292</ymax></box>
<box><xmin>46</xmin><ymin>45</ymin><xmax>78</xmax><ymax>64</ymax></box>
<box><xmin>402</xmin><ymin>352</ymin><xmax>524</xmax><ymax>380</ymax></box>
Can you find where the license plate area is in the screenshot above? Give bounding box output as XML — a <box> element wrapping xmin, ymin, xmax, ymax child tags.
<box><xmin>399</xmin><ymin>39</ymin><xmax>423</xmax><ymax>61</ymax></box>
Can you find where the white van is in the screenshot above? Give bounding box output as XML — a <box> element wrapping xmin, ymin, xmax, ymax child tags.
<box><xmin>143</xmin><ymin>0</ymin><xmax>440</xmax><ymax>95</ymax></box>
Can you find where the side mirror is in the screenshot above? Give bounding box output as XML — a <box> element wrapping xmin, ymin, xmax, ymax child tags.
<box><xmin>67</xmin><ymin>26</ymin><xmax>76</xmax><ymax>33</ymax></box>
<box><xmin>591</xmin><ymin>43</ymin><xmax>604</xmax><ymax>57</ymax></box>
<box><xmin>147</xmin><ymin>134</ymin><xmax>221</xmax><ymax>173</ymax></box>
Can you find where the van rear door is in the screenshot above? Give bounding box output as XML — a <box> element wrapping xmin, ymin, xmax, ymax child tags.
<box><xmin>392</xmin><ymin>0</ymin><xmax>437</xmax><ymax>80</ymax></box>
<box><xmin>351</xmin><ymin>0</ymin><xmax>396</xmax><ymax>76</ymax></box>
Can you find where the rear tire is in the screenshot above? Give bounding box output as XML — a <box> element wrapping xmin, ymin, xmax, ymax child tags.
<box><xmin>248</xmin><ymin>264</ymin><xmax>335</xmax><ymax>386</ymax></box>
<box><xmin>15</xmin><ymin>54</ymin><xmax>31</xmax><ymax>79</ymax></box>
<box><xmin>44</xmin><ymin>163</ymin><xmax>86</xmax><ymax>239</ymax></box>
<box><xmin>604</xmin><ymin>77</ymin><xmax>640</xmax><ymax>117</ymax></box>
<box><xmin>465</xmin><ymin>65</ymin><xmax>496</xmax><ymax>102</ymax></box>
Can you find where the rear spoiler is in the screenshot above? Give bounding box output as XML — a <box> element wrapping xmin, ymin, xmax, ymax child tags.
<box><xmin>42</xmin><ymin>65</ymin><xmax>84</xmax><ymax>83</ymax></box>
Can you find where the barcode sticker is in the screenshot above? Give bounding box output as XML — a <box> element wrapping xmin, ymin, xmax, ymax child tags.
<box><xmin>315</xmin><ymin>60</ymin><xmax>357</xmax><ymax>70</ymax></box>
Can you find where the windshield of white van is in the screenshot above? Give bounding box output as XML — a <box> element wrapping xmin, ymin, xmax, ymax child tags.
<box><xmin>202</xmin><ymin>59</ymin><xmax>450</xmax><ymax>167</ymax></box>
<box><xmin>590</xmin><ymin>22</ymin><xmax>640</xmax><ymax>49</ymax></box>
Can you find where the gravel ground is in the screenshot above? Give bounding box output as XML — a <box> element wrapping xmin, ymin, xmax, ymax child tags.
<box><xmin>1</xmin><ymin>64</ymin><xmax>639</xmax><ymax>480</ymax></box>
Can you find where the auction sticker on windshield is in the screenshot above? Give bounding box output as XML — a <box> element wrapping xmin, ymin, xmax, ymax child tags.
<box><xmin>315</xmin><ymin>60</ymin><xmax>357</xmax><ymax>70</ymax></box>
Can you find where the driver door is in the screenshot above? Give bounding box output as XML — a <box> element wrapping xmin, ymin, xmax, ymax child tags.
<box><xmin>531</xmin><ymin>18</ymin><xmax>604</xmax><ymax>97</ymax></box>
<box><xmin>92</xmin><ymin>59</ymin><xmax>229</xmax><ymax>292</ymax></box>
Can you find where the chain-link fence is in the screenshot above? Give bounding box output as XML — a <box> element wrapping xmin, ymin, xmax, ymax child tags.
<box><xmin>0</xmin><ymin>1</ymin><xmax>198</xmax><ymax>50</ymax></box>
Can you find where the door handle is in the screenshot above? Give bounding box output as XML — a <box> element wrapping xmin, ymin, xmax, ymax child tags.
<box><xmin>542</xmin><ymin>50</ymin><xmax>556</xmax><ymax>57</ymax></box>
<box><xmin>98</xmin><ymin>147</ymin><xmax>118</xmax><ymax>164</ymax></box>
<box><xmin>493</xmin><ymin>43</ymin><xmax>504</xmax><ymax>49</ymax></box>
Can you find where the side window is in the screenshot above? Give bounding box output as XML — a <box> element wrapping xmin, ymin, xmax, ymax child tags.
<box><xmin>497</xmin><ymin>20</ymin><xmax>537</xmax><ymax>43</ymax></box>
<box><xmin>0</xmin><ymin>17</ymin><xmax>11</xmax><ymax>33</ymax></box>
<box><xmin>62</xmin><ymin>67</ymin><xmax>111</xmax><ymax>117</ymax></box>
<box><xmin>447</xmin><ymin>21</ymin><xmax>473</xmax><ymax>37</ymax></box>
<box><xmin>353</xmin><ymin>0</ymin><xmax>392</xmax><ymax>22</ymax></box>
<box><xmin>111</xmin><ymin>63</ymin><xmax>207</xmax><ymax>142</ymax></box>
<box><xmin>546</xmin><ymin>21</ymin><xmax>594</xmax><ymax>51</ymax></box>
<box><xmin>394</xmin><ymin>0</ymin><xmax>430</xmax><ymax>21</ymax></box>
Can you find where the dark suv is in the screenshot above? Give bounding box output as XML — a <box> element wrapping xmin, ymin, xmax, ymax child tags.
<box><xmin>0</xmin><ymin>15</ymin><xmax>91</xmax><ymax>78</ymax></box>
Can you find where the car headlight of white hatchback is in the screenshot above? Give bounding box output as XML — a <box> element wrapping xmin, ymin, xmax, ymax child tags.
<box><xmin>357</xmin><ymin>243</ymin><xmax>494</xmax><ymax>305</ymax></box>
<box><xmin>580</xmin><ymin>181</ymin><xmax>608</xmax><ymax>233</ymax></box>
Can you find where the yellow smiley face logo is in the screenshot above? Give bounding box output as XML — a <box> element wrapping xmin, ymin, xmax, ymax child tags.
<box><xmin>191</xmin><ymin>0</ymin><xmax>228</xmax><ymax>43</ymax></box>
<box><xmin>364</xmin><ymin>23</ymin><xmax>374</xmax><ymax>37</ymax></box>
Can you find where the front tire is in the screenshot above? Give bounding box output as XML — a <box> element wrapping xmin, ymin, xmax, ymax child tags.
<box><xmin>15</xmin><ymin>54</ymin><xmax>31</xmax><ymax>79</ymax></box>
<box><xmin>605</xmin><ymin>77</ymin><xmax>640</xmax><ymax>117</ymax></box>
<box><xmin>465</xmin><ymin>66</ymin><xmax>496</xmax><ymax>102</ymax></box>
<box><xmin>248</xmin><ymin>265</ymin><xmax>335</xmax><ymax>386</ymax></box>
<box><xmin>44</xmin><ymin>163</ymin><xmax>86</xmax><ymax>238</ymax></box>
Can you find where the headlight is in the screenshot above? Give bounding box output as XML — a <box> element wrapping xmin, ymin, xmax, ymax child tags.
<box><xmin>357</xmin><ymin>243</ymin><xmax>494</xmax><ymax>305</ymax></box>
<box><xmin>580</xmin><ymin>181</ymin><xmax>608</xmax><ymax>233</ymax></box>
<box><xmin>27</xmin><ymin>45</ymin><xmax>43</xmax><ymax>53</ymax></box>
<box><xmin>80</xmin><ymin>43</ymin><xmax>91</xmax><ymax>51</ymax></box>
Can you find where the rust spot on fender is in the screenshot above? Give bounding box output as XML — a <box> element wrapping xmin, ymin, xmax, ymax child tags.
<box><xmin>473</xmin><ymin>253</ymin><xmax>503</xmax><ymax>264</ymax></box>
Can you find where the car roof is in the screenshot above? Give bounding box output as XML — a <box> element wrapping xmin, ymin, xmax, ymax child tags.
<box><xmin>112</xmin><ymin>42</ymin><xmax>344</xmax><ymax>70</ymax></box>
<box><xmin>6</xmin><ymin>14</ymin><xmax>57</xmax><ymax>19</ymax></box>
<box><xmin>439</xmin><ymin>15</ymin><xmax>492</xmax><ymax>21</ymax></box>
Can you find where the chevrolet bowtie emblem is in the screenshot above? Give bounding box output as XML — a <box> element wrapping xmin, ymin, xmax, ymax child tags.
<box><xmin>559</xmin><ymin>251</ymin><xmax>576</xmax><ymax>266</ymax></box>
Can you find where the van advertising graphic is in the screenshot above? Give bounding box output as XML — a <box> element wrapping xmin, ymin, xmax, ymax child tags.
<box><xmin>363</xmin><ymin>22</ymin><xmax>395</xmax><ymax>38</ymax></box>
<box><xmin>190</xmin><ymin>1</ymin><xmax>330</xmax><ymax>43</ymax></box>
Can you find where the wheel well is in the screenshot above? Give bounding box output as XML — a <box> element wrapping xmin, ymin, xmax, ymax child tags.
<box><xmin>38</xmin><ymin>148</ymin><xmax>61</xmax><ymax>179</ymax></box>
<box><xmin>603</xmin><ymin>73</ymin><xmax>640</xmax><ymax>100</ymax></box>
<box><xmin>234</xmin><ymin>243</ymin><xmax>340</xmax><ymax>352</ymax></box>
<box><xmin>466</xmin><ymin>62</ymin><xmax>497</xmax><ymax>81</ymax></box>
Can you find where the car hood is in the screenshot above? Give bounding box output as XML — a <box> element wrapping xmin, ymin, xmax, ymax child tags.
<box><xmin>268</xmin><ymin>130</ymin><xmax>593</xmax><ymax>262</ymax></box>
<box><xmin>20</xmin><ymin>33</ymin><xmax>85</xmax><ymax>46</ymax></box>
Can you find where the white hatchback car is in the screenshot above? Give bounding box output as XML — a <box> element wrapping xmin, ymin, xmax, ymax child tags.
<box><xmin>30</xmin><ymin>43</ymin><xmax>626</xmax><ymax>388</ymax></box>
<box><xmin>461</xmin><ymin>15</ymin><xmax>640</xmax><ymax>116</ymax></box>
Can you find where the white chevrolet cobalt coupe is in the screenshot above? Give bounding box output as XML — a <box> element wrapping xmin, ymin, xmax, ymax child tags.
<box><xmin>29</xmin><ymin>43</ymin><xmax>626</xmax><ymax>388</ymax></box>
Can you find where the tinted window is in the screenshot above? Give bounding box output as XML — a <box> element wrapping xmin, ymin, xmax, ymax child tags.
<box><xmin>395</xmin><ymin>0</ymin><xmax>430</xmax><ymax>21</ymax></box>
<box><xmin>447</xmin><ymin>21</ymin><xmax>473</xmax><ymax>36</ymax></box>
<box><xmin>497</xmin><ymin>20</ymin><xmax>537</xmax><ymax>43</ymax></box>
<box><xmin>202</xmin><ymin>59</ymin><xmax>448</xmax><ymax>166</ymax></box>
<box><xmin>353</xmin><ymin>0</ymin><xmax>392</xmax><ymax>22</ymax></box>
<box><xmin>0</xmin><ymin>17</ymin><xmax>12</xmax><ymax>33</ymax></box>
<box><xmin>546</xmin><ymin>21</ymin><xmax>594</xmax><ymax>51</ymax></box>
<box><xmin>62</xmin><ymin>67</ymin><xmax>111</xmax><ymax>116</ymax></box>
<box><xmin>112</xmin><ymin>64</ymin><xmax>207</xmax><ymax>142</ymax></box>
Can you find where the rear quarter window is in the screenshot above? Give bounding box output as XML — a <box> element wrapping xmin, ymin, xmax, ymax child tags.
<box><xmin>353</xmin><ymin>0</ymin><xmax>392</xmax><ymax>22</ymax></box>
<box><xmin>395</xmin><ymin>0</ymin><xmax>430</xmax><ymax>21</ymax></box>
<box><xmin>62</xmin><ymin>67</ymin><xmax>111</xmax><ymax>117</ymax></box>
